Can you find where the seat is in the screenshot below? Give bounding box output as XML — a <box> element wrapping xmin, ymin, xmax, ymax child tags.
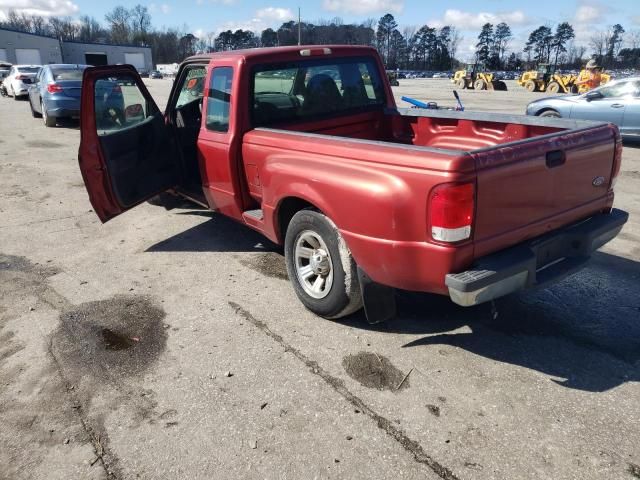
<box><xmin>303</xmin><ymin>74</ymin><xmax>342</xmax><ymax>115</ymax></box>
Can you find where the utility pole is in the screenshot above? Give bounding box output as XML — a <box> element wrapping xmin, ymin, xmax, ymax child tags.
<box><xmin>298</xmin><ymin>7</ymin><xmax>301</xmax><ymax>46</ymax></box>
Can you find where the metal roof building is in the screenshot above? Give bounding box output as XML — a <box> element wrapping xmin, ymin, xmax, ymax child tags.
<box><xmin>0</xmin><ymin>28</ymin><xmax>152</xmax><ymax>71</ymax></box>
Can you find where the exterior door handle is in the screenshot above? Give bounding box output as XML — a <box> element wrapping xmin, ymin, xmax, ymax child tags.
<box><xmin>611</xmin><ymin>104</ymin><xmax>624</xmax><ymax>108</ymax></box>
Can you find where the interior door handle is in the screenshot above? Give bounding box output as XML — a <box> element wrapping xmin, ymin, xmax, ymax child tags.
<box><xmin>611</xmin><ymin>104</ymin><xmax>624</xmax><ymax>108</ymax></box>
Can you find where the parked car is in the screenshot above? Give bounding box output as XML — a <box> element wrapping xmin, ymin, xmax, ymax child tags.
<box><xmin>27</xmin><ymin>64</ymin><xmax>89</xmax><ymax>127</ymax></box>
<box><xmin>526</xmin><ymin>77</ymin><xmax>640</xmax><ymax>139</ymax></box>
<box><xmin>0</xmin><ymin>61</ymin><xmax>11</xmax><ymax>80</ymax></box>
<box><xmin>149</xmin><ymin>70</ymin><xmax>163</xmax><ymax>79</ymax></box>
<box><xmin>2</xmin><ymin>65</ymin><xmax>40</xmax><ymax>100</ymax></box>
<box><xmin>77</xmin><ymin>45</ymin><xmax>627</xmax><ymax>324</ymax></box>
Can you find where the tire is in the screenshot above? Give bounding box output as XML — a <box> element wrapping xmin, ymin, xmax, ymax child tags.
<box><xmin>539</xmin><ymin>109</ymin><xmax>561</xmax><ymax>118</ymax></box>
<box><xmin>30</xmin><ymin>98</ymin><xmax>42</xmax><ymax>118</ymax></box>
<box><xmin>493</xmin><ymin>81</ymin><xmax>507</xmax><ymax>91</ymax></box>
<box><xmin>473</xmin><ymin>79</ymin><xmax>486</xmax><ymax>90</ymax></box>
<box><xmin>284</xmin><ymin>209</ymin><xmax>362</xmax><ymax>319</ymax></box>
<box><xmin>525</xmin><ymin>80</ymin><xmax>537</xmax><ymax>92</ymax></box>
<box><xmin>547</xmin><ymin>82</ymin><xmax>560</xmax><ymax>94</ymax></box>
<box><xmin>457</xmin><ymin>79</ymin><xmax>467</xmax><ymax>89</ymax></box>
<box><xmin>42</xmin><ymin>102</ymin><xmax>56</xmax><ymax>127</ymax></box>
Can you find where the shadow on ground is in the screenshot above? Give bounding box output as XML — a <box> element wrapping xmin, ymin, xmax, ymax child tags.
<box><xmin>145</xmin><ymin>211</ymin><xmax>640</xmax><ymax>392</ymax></box>
<box><xmin>146</xmin><ymin>210</ymin><xmax>279</xmax><ymax>253</ymax></box>
<box><xmin>341</xmin><ymin>252</ymin><xmax>640</xmax><ymax>392</ymax></box>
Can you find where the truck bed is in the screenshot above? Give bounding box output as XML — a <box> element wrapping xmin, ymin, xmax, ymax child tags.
<box><xmin>243</xmin><ymin>108</ymin><xmax>618</xmax><ymax>268</ymax></box>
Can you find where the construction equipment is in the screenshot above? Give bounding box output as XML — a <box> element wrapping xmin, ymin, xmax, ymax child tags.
<box><xmin>451</xmin><ymin>63</ymin><xmax>507</xmax><ymax>91</ymax></box>
<box><xmin>518</xmin><ymin>63</ymin><xmax>611</xmax><ymax>94</ymax></box>
<box><xmin>517</xmin><ymin>64</ymin><xmax>574</xmax><ymax>93</ymax></box>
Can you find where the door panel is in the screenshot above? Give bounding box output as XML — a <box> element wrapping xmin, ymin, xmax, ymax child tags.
<box><xmin>571</xmin><ymin>99</ymin><xmax>625</xmax><ymax>125</ymax></box>
<box><xmin>79</xmin><ymin>65</ymin><xmax>179</xmax><ymax>222</ymax></box>
<box><xmin>622</xmin><ymin>99</ymin><xmax>640</xmax><ymax>137</ymax></box>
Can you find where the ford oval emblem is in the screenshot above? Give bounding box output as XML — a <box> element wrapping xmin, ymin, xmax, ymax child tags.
<box><xmin>592</xmin><ymin>176</ymin><xmax>606</xmax><ymax>187</ymax></box>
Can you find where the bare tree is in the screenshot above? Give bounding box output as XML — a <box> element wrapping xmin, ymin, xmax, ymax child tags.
<box><xmin>105</xmin><ymin>6</ymin><xmax>131</xmax><ymax>44</ymax></box>
<box><xmin>590</xmin><ymin>31</ymin><xmax>607</xmax><ymax>61</ymax></box>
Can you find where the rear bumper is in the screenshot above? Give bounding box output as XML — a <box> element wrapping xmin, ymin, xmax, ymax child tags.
<box><xmin>46</xmin><ymin>98</ymin><xmax>81</xmax><ymax>118</ymax></box>
<box><xmin>445</xmin><ymin>209</ymin><xmax>629</xmax><ymax>306</ymax></box>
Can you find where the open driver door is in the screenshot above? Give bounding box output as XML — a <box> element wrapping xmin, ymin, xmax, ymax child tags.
<box><xmin>78</xmin><ymin>64</ymin><xmax>179</xmax><ymax>222</ymax></box>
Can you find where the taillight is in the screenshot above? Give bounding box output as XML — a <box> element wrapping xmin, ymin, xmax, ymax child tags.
<box><xmin>611</xmin><ymin>131</ymin><xmax>622</xmax><ymax>188</ymax></box>
<box><xmin>429</xmin><ymin>183</ymin><xmax>475</xmax><ymax>243</ymax></box>
<box><xmin>47</xmin><ymin>83</ymin><xmax>63</xmax><ymax>93</ymax></box>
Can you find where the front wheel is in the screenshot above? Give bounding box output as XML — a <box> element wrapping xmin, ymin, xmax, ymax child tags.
<box><xmin>284</xmin><ymin>209</ymin><xmax>362</xmax><ymax>319</ymax></box>
<box><xmin>539</xmin><ymin>109</ymin><xmax>561</xmax><ymax>118</ymax></box>
<box><xmin>42</xmin><ymin>102</ymin><xmax>56</xmax><ymax>127</ymax></box>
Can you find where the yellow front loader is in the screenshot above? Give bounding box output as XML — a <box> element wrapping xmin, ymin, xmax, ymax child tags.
<box><xmin>518</xmin><ymin>64</ymin><xmax>612</xmax><ymax>93</ymax></box>
<box><xmin>452</xmin><ymin>63</ymin><xmax>507</xmax><ymax>91</ymax></box>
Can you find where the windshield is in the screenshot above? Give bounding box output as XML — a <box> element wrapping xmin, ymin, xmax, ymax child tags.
<box><xmin>51</xmin><ymin>67</ymin><xmax>87</xmax><ymax>81</ymax></box>
<box><xmin>251</xmin><ymin>56</ymin><xmax>386</xmax><ymax>127</ymax></box>
<box><xmin>18</xmin><ymin>67</ymin><xmax>40</xmax><ymax>73</ymax></box>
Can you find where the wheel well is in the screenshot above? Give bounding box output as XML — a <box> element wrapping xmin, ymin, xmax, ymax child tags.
<box><xmin>536</xmin><ymin>107</ymin><xmax>559</xmax><ymax>116</ymax></box>
<box><xmin>276</xmin><ymin>197</ymin><xmax>317</xmax><ymax>242</ymax></box>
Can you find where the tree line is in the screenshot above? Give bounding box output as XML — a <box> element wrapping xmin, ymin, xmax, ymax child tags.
<box><xmin>1</xmin><ymin>7</ymin><xmax>639</xmax><ymax>70</ymax></box>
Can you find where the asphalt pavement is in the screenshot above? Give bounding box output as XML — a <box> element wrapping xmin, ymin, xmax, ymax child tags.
<box><xmin>0</xmin><ymin>78</ymin><xmax>639</xmax><ymax>480</ymax></box>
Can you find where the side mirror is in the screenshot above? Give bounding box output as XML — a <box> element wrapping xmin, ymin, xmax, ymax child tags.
<box><xmin>585</xmin><ymin>90</ymin><xmax>603</xmax><ymax>102</ymax></box>
<box><xmin>125</xmin><ymin>103</ymin><xmax>144</xmax><ymax>122</ymax></box>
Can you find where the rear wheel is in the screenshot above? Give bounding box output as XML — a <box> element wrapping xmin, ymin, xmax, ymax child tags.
<box><xmin>284</xmin><ymin>209</ymin><xmax>362</xmax><ymax>319</ymax></box>
<box><xmin>539</xmin><ymin>109</ymin><xmax>561</xmax><ymax>118</ymax></box>
<box><xmin>525</xmin><ymin>80</ymin><xmax>537</xmax><ymax>92</ymax></box>
<box><xmin>547</xmin><ymin>82</ymin><xmax>560</xmax><ymax>94</ymax></box>
<box><xmin>42</xmin><ymin>102</ymin><xmax>56</xmax><ymax>127</ymax></box>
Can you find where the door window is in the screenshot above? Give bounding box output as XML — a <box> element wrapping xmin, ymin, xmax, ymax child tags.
<box><xmin>597</xmin><ymin>81</ymin><xmax>636</xmax><ymax>99</ymax></box>
<box><xmin>206</xmin><ymin>67</ymin><xmax>233</xmax><ymax>132</ymax></box>
<box><xmin>95</xmin><ymin>74</ymin><xmax>155</xmax><ymax>134</ymax></box>
<box><xmin>175</xmin><ymin>66</ymin><xmax>207</xmax><ymax>109</ymax></box>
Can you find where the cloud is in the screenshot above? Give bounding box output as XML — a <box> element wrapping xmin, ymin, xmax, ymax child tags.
<box><xmin>574</xmin><ymin>4</ymin><xmax>604</xmax><ymax>23</ymax></box>
<box><xmin>149</xmin><ymin>3</ymin><xmax>171</xmax><ymax>15</ymax></box>
<box><xmin>256</xmin><ymin>7</ymin><xmax>294</xmax><ymax>22</ymax></box>
<box><xmin>214</xmin><ymin>6</ymin><xmax>295</xmax><ymax>34</ymax></box>
<box><xmin>0</xmin><ymin>0</ymin><xmax>79</xmax><ymax>18</ymax></box>
<box><xmin>429</xmin><ymin>9</ymin><xmax>529</xmax><ymax>30</ymax></box>
<box><xmin>322</xmin><ymin>0</ymin><xmax>403</xmax><ymax>15</ymax></box>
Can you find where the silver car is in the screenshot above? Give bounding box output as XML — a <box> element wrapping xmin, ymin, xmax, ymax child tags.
<box><xmin>526</xmin><ymin>77</ymin><xmax>640</xmax><ymax>139</ymax></box>
<box><xmin>1</xmin><ymin>64</ymin><xmax>41</xmax><ymax>100</ymax></box>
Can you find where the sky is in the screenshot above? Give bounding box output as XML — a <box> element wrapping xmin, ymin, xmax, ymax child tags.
<box><xmin>1</xmin><ymin>0</ymin><xmax>639</xmax><ymax>60</ymax></box>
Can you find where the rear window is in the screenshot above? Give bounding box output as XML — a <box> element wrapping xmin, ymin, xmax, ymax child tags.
<box><xmin>18</xmin><ymin>67</ymin><xmax>40</xmax><ymax>73</ymax></box>
<box><xmin>51</xmin><ymin>67</ymin><xmax>86</xmax><ymax>81</ymax></box>
<box><xmin>251</xmin><ymin>56</ymin><xmax>385</xmax><ymax>127</ymax></box>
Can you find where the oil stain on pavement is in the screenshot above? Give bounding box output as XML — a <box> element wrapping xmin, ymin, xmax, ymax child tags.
<box><xmin>54</xmin><ymin>295</ymin><xmax>167</xmax><ymax>379</ymax></box>
<box><xmin>342</xmin><ymin>352</ymin><xmax>409</xmax><ymax>391</ymax></box>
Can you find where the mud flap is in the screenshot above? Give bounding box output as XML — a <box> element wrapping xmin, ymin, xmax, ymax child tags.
<box><xmin>357</xmin><ymin>267</ymin><xmax>396</xmax><ymax>324</ymax></box>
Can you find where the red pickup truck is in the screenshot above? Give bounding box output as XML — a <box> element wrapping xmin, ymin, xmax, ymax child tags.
<box><xmin>78</xmin><ymin>45</ymin><xmax>628</xmax><ymax>323</ymax></box>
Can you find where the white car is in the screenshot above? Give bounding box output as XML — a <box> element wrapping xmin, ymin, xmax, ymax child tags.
<box><xmin>2</xmin><ymin>65</ymin><xmax>41</xmax><ymax>100</ymax></box>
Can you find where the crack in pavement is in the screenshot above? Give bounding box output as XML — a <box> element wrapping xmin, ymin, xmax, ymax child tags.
<box><xmin>48</xmin><ymin>336</ymin><xmax>120</xmax><ymax>479</ymax></box>
<box><xmin>228</xmin><ymin>301</ymin><xmax>460</xmax><ymax>480</ymax></box>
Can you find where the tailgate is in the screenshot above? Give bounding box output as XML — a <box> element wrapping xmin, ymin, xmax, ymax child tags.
<box><xmin>472</xmin><ymin>124</ymin><xmax>617</xmax><ymax>257</ymax></box>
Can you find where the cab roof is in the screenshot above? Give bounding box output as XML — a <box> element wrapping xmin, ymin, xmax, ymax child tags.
<box><xmin>184</xmin><ymin>45</ymin><xmax>378</xmax><ymax>64</ymax></box>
